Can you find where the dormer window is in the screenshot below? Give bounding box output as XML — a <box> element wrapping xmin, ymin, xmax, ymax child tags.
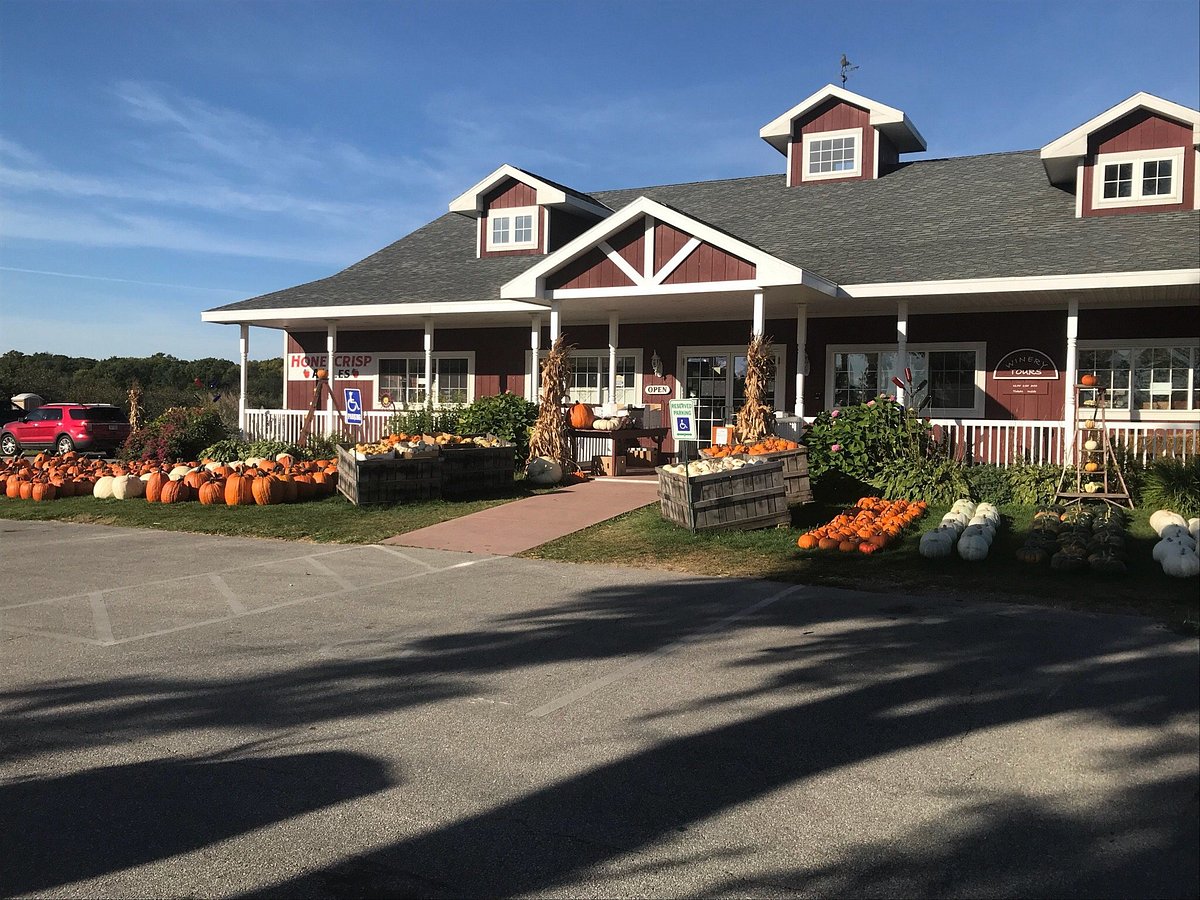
<box><xmin>804</xmin><ymin>129</ymin><xmax>860</xmax><ymax>179</ymax></box>
<box><xmin>1092</xmin><ymin>148</ymin><xmax>1184</xmax><ymax>209</ymax></box>
<box><xmin>488</xmin><ymin>206</ymin><xmax>538</xmax><ymax>250</ymax></box>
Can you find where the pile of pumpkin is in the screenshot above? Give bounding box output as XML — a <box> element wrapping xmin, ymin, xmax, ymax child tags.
<box><xmin>1150</xmin><ymin>509</ymin><xmax>1200</xmax><ymax>578</ymax></box>
<box><xmin>701</xmin><ymin>437</ymin><xmax>801</xmax><ymax>458</ymax></box>
<box><xmin>1015</xmin><ymin>504</ymin><xmax>1129</xmax><ymax>574</ymax></box>
<box><xmin>796</xmin><ymin>497</ymin><xmax>927</xmax><ymax>554</ymax></box>
<box><xmin>0</xmin><ymin>451</ymin><xmax>336</xmax><ymax>505</ymax></box>
<box><xmin>919</xmin><ymin>499</ymin><xmax>1002</xmax><ymax>561</ymax></box>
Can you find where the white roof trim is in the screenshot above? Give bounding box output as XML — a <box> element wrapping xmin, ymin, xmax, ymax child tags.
<box><xmin>499</xmin><ymin>195</ymin><xmax>839</xmax><ymax>300</ymax></box>
<box><xmin>840</xmin><ymin>269</ymin><xmax>1200</xmax><ymax>299</ymax></box>
<box><xmin>759</xmin><ymin>83</ymin><xmax>927</xmax><ymax>155</ymax></box>
<box><xmin>448</xmin><ymin>164</ymin><xmax>611</xmax><ymax>218</ymax></box>
<box><xmin>201</xmin><ymin>299</ymin><xmax>549</xmax><ymax>324</ymax></box>
<box><xmin>1040</xmin><ymin>92</ymin><xmax>1200</xmax><ymax>184</ymax></box>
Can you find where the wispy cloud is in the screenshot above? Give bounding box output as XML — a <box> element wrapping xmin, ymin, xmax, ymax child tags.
<box><xmin>0</xmin><ymin>265</ymin><xmax>244</xmax><ymax>294</ymax></box>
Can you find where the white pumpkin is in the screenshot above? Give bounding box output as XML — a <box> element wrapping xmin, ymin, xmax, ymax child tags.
<box><xmin>1149</xmin><ymin>510</ymin><xmax>1188</xmax><ymax>537</ymax></box>
<box><xmin>1159</xmin><ymin>524</ymin><xmax>1193</xmax><ymax>544</ymax></box>
<box><xmin>139</xmin><ymin>472</ymin><xmax>153</xmax><ymax>482</ymax></box>
<box><xmin>957</xmin><ymin>532</ymin><xmax>990</xmax><ymax>561</ymax></box>
<box><xmin>1162</xmin><ymin>543</ymin><xmax>1200</xmax><ymax>578</ymax></box>
<box><xmin>1189</xmin><ymin>518</ymin><xmax>1199</xmax><ymax>541</ymax></box>
<box><xmin>204</xmin><ymin>461</ymin><xmax>223</xmax><ymax>472</ymax></box>
<box><xmin>919</xmin><ymin>530</ymin><xmax>954</xmax><ymax>558</ymax></box>
<box><xmin>1152</xmin><ymin>537</ymin><xmax>1189</xmax><ymax>563</ymax></box>
<box><xmin>1083</xmin><ymin>439</ymin><xmax>1099</xmax><ymax>451</ymax></box>
<box><xmin>526</xmin><ymin>456</ymin><xmax>563</xmax><ymax>485</ymax></box>
<box><xmin>950</xmin><ymin>499</ymin><xmax>976</xmax><ymax>515</ymax></box>
<box><xmin>168</xmin><ymin>464</ymin><xmax>193</xmax><ymax>481</ymax></box>
<box><xmin>110</xmin><ymin>474</ymin><xmax>145</xmax><ymax>500</ymax></box>
<box><xmin>92</xmin><ymin>475</ymin><xmax>115</xmax><ymax>499</ymax></box>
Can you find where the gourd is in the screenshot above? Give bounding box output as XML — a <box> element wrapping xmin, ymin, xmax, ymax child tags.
<box><xmin>1152</xmin><ymin>536</ymin><xmax>1190</xmax><ymax>563</ymax></box>
<box><xmin>526</xmin><ymin>456</ymin><xmax>563</xmax><ymax>486</ymax></box>
<box><xmin>93</xmin><ymin>475</ymin><xmax>115</xmax><ymax>499</ymax></box>
<box><xmin>1016</xmin><ymin>544</ymin><xmax>1048</xmax><ymax>564</ymax></box>
<box><xmin>110</xmin><ymin>474</ymin><xmax>145</xmax><ymax>500</ymax></box>
<box><xmin>919</xmin><ymin>530</ymin><xmax>954</xmax><ymax>558</ymax></box>
<box><xmin>1159</xmin><ymin>524</ymin><xmax>1194</xmax><ymax>545</ymax></box>
<box><xmin>1083</xmin><ymin>440</ymin><xmax>1099</xmax><ymax>451</ymax></box>
<box><xmin>957</xmin><ymin>531</ymin><xmax>990</xmax><ymax>561</ymax></box>
<box><xmin>1162</xmin><ymin>544</ymin><xmax>1200</xmax><ymax>578</ymax></box>
<box><xmin>1050</xmin><ymin>550</ymin><xmax>1087</xmax><ymax>572</ymax></box>
<box><xmin>1149</xmin><ymin>510</ymin><xmax>1188</xmax><ymax>536</ymax></box>
<box><xmin>569</xmin><ymin>402</ymin><xmax>595</xmax><ymax>429</ymax></box>
<box><xmin>941</xmin><ymin>511</ymin><xmax>971</xmax><ymax>529</ymax></box>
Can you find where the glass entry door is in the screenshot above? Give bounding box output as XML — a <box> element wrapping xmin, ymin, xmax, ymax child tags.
<box><xmin>684</xmin><ymin>349</ymin><xmax>781</xmax><ymax>445</ymax></box>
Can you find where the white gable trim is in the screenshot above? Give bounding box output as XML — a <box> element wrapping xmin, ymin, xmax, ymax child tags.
<box><xmin>500</xmin><ymin>196</ymin><xmax>838</xmax><ymax>300</ymax></box>
<box><xmin>652</xmin><ymin>237</ymin><xmax>701</xmax><ymax>285</ymax></box>
<box><xmin>839</xmin><ymin>268</ymin><xmax>1200</xmax><ymax>299</ymax></box>
<box><xmin>201</xmin><ymin>299</ymin><xmax>550</xmax><ymax>325</ymax></box>
<box><xmin>1040</xmin><ymin>92</ymin><xmax>1200</xmax><ymax>185</ymax></box>
<box><xmin>448</xmin><ymin>164</ymin><xmax>611</xmax><ymax>218</ymax></box>
<box><xmin>599</xmin><ymin>240</ymin><xmax>646</xmax><ymax>286</ymax></box>
<box><xmin>759</xmin><ymin>83</ymin><xmax>927</xmax><ymax>155</ymax></box>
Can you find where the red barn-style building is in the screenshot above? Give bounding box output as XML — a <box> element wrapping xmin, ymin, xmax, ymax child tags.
<box><xmin>203</xmin><ymin>86</ymin><xmax>1200</xmax><ymax>464</ymax></box>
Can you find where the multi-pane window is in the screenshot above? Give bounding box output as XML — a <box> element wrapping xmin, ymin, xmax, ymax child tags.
<box><xmin>379</xmin><ymin>356</ymin><xmax>472</xmax><ymax>407</ymax></box>
<box><xmin>808</xmin><ymin>135</ymin><xmax>857</xmax><ymax>174</ymax></box>
<box><xmin>1080</xmin><ymin>345</ymin><xmax>1199</xmax><ymax>412</ymax></box>
<box><xmin>487</xmin><ymin>206</ymin><xmax>538</xmax><ymax>250</ymax></box>
<box><xmin>829</xmin><ymin>347</ymin><xmax>982</xmax><ymax>415</ymax></box>
<box><xmin>1102</xmin><ymin>162</ymin><xmax>1133</xmax><ymax>199</ymax></box>
<box><xmin>1094</xmin><ymin>150</ymin><xmax>1182</xmax><ymax>207</ymax></box>
<box><xmin>568</xmin><ymin>354</ymin><xmax>637</xmax><ymax>405</ymax></box>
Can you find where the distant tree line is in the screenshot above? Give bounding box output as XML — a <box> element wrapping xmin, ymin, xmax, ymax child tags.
<box><xmin>0</xmin><ymin>351</ymin><xmax>283</xmax><ymax>420</ymax></box>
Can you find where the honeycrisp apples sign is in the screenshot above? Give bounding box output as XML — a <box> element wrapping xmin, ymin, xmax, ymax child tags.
<box><xmin>287</xmin><ymin>353</ymin><xmax>378</xmax><ymax>381</ymax></box>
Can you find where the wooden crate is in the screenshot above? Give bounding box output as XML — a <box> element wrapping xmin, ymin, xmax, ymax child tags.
<box><xmin>656</xmin><ymin>461</ymin><xmax>789</xmax><ymax>532</ymax></box>
<box><xmin>742</xmin><ymin>447</ymin><xmax>813</xmax><ymax>505</ymax></box>
<box><xmin>336</xmin><ymin>444</ymin><xmax>441</xmax><ymax>506</ymax></box>
<box><xmin>439</xmin><ymin>445</ymin><xmax>517</xmax><ymax>498</ymax></box>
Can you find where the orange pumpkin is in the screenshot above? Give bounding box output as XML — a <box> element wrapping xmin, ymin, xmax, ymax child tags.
<box><xmin>19</xmin><ymin>482</ymin><xmax>34</xmax><ymax>500</ymax></box>
<box><xmin>569</xmin><ymin>401</ymin><xmax>595</xmax><ymax>429</ymax></box>
<box><xmin>797</xmin><ymin>533</ymin><xmax>818</xmax><ymax>550</ymax></box>
<box><xmin>1080</xmin><ymin>373</ymin><xmax>1098</xmax><ymax>387</ymax></box>
<box><xmin>145</xmin><ymin>472</ymin><xmax>168</xmax><ymax>503</ymax></box>
<box><xmin>31</xmin><ymin>482</ymin><xmax>57</xmax><ymax>502</ymax></box>
<box><xmin>225</xmin><ymin>473</ymin><xmax>255</xmax><ymax>507</ymax></box>
<box><xmin>252</xmin><ymin>475</ymin><xmax>282</xmax><ymax>506</ymax></box>
<box><xmin>198</xmin><ymin>481</ymin><xmax>224</xmax><ymax>505</ymax></box>
<box><xmin>183</xmin><ymin>470</ymin><xmax>209</xmax><ymax>490</ymax></box>
<box><xmin>159</xmin><ymin>480</ymin><xmax>189</xmax><ymax>504</ymax></box>
<box><xmin>838</xmin><ymin>540</ymin><xmax>858</xmax><ymax>553</ymax></box>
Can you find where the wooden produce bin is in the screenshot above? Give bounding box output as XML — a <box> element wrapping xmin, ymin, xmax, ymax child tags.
<box><xmin>439</xmin><ymin>445</ymin><xmax>517</xmax><ymax>499</ymax></box>
<box><xmin>336</xmin><ymin>444</ymin><xmax>441</xmax><ymax>506</ymax></box>
<box><xmin>744</xmin><ymin>447</ymin><xmax>813</xmax><ymax>506</ymax></box>
<box><xmin>656</xmin><ymin>460</ymin><xmax>789</xmax><ymax>532</ymax></box>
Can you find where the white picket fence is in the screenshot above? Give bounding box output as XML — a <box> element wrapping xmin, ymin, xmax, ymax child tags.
<box><xmin>244</xmin><ymin>408</ymin><xmax>1197</xmax><ymax>466</ymax></box>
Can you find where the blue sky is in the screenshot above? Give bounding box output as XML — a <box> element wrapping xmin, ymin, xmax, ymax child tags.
<box><xmin>1</xmin><ymin>0</ymin><xmax>1197</xmax><ymax>362</ymax></box>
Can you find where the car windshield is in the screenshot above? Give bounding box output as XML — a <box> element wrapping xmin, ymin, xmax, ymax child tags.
<box><xmin>72</xmin><ymin>407</ymin><xmax>127</xmax><ymax>423</ymax></box>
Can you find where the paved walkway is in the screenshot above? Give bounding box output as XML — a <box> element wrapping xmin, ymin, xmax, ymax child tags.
<box><xmin>384</xmin><ymin>477</ymin><xmax>660</xmax><ymax>555</ymax></box>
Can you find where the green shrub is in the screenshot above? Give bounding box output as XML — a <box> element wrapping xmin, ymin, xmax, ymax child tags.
<box><xmin>122</xmin><ymin>406</ymin><xmax>230</xmax><ymax>464</ymax></box>
<box><xmin>302</xmin><ymin>432</ymin><xmax>352</xmax><ymax>460</ymax></box>
<box><xmin>386</xmin><ymin>405</ymin><xmax>463</xmax><ymax>436</ymax></box>
<box><xmin>805</xmin><ymin>395</ymin><xmax>932</xmax><ymax>482</ymax></box>
<box><xmin>1139</xmin><ymin>458</ymin><xmax>1200</xmax><ymax>517</ymax></box>
<box><xmin>1008</xmin><ymin>462</ymin><xmax>1064</xmax><ymax>506</ymax></box>
<box><xmin>871</xmin><ymin>456</ymin><xmax>971</xmax><ymax>505</ymax></box>
<box><xmin>198</xmin><ymin>438</ymin><xmax>250</xmax><ymax>462</ymax></box>
<box><xmin>965</xmin><ymin>464</ymin><xmax>1013</xmax><ymax>504</ymax></box>
<box><xmin>457</xmin><ymin>393</ymin><xmax>539</xmax><ymax>460</ymax></box>
<box><xmin>245</xmin><ymin>439</ymin><xmax>303</xmax><ymax>461</ymax></box>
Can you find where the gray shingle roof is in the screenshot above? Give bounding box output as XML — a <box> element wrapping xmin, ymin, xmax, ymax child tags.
<box><xmin>209</xmin><ymin>150</ymin><xmax>1199</xmax><ymax>313</ymax></box>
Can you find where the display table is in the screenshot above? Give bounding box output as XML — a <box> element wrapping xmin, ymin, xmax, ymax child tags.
<box><xmin>571</xmin><ymin>427</ymin><xmax>669</xmax><ymax>476</ymax></box>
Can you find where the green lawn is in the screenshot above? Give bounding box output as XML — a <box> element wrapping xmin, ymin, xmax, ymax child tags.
<box><xmin>0</xmin><ymin>491</ymin><xmax>534</xmax><ymax>543</ymax></box>
<box><xmin>524</xmin><ymin>500</ymin><xmax>1200</xmax><ymax>627</ymax></box>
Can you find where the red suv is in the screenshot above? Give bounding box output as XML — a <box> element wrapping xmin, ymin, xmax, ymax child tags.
<box><xmin>0</xmin><ymin>404</ymin><xmax>132</xmax><ymax>456</ymax></box>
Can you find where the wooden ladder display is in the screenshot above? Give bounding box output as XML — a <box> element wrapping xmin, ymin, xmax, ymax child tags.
<box><xmin>297</xmin><ymin>375</ymin><xmax>347</xmax><ymax>448</ymax></box>
<box><xmin>1054</xmin><ymin>384</ymin><xmax>1132</xmax><ymax>508</ymax></box>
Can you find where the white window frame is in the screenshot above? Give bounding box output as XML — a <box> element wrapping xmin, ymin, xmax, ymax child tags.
<box><xmin>525</xmin><ymin>348</ymin><xmax>644</xmax><ymax>406</ymax></box>
<box><xmin>376</xmin><ymin>351</ymin><xmax>476</xmax><ymax>408</ymax></box>
<box><xmin>1092</xmin><ymin>147</ymin><xmax>1185</xmax><ymax>209</ymax></box>
<box><xmin>486</xmin><ymin>205</ymin><xmax>539</xmax><ymax>251</ymax></box>
<box><xmin>825</xmin><ymin>342</ymin><xmax>987</xmax><ymax>418</ymax></box>
<box><xmin>676</xmin><ymin>344</ymin><xmax>788</xmax><ymax>414</ymax></box>
<box><xmin>1077</xmin><ymin>337</ymin><xmax>1199</xmax><ymax>421</ymax></box>
<box><xmin>802</xmin><ymin>128</ymin><xmax>862</xmax><ymax>181</ymax></box>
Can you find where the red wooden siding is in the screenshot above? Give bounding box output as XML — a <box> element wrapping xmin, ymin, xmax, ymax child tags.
<box><xmin>662</xmin><ymin>241</ymin><xmax>755</xmax><ymax>284</ymax></box>
<box><xmin>1082</xmin><ymin>110</ymin><xmax>1195</xmax><ymax>217</ymax></box>
<box><xmin>545</xmin><ymin>247</ymin><xmax>634</xmax><ymax>290</ymax></box>
<box><xmin>789</xmin><ymin>99</ymin><xmax>874</xmax><ymax>184</ymax></box>
<box><xmin>608</xmin><ymin>219</ymin><xmax>646</xmax><ymax>274</ymax></box>
<box><xmin>653</xmin><ymin>222</ymin><xmax>691</xmax><ymax>273</ymax></box>
<box><xmin>480</xmin><ymin>178</ymin><xmax>544</xmax><ymax>257</ymax></box>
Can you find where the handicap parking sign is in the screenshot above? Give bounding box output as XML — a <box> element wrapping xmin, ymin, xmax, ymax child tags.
<box><xmin>344</xmin><ymin>387</ymin><xmax>363</xmax><ymax>426</ymax></box>
<box><xmin>669</xmin><ymin>399</ymin><xmax>697</xmax><ymax>441</ymax></box>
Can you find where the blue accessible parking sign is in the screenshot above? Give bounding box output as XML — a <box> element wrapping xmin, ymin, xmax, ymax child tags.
<box><xmin>343</xmin><ymin>387</ymin><xmax>363</xmax><ymax>426</ymax></box>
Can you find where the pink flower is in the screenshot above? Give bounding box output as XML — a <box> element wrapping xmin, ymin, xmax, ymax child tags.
<box><xmin>866</xmin><ymin>400</ymin><xmax>876</xmax><ymax>408</ymax></box>
<box><xmin>830</xmin><ymin>409</ymin><xmax>840</xmax><ymax>418</ymax></box>
<box><xmin>887</xmin><ymin>395</ymin><xmax>896</xmax><ymax>402</ymax></box>
<box><xmin>831</xmin><ymin>443</ymin><xmax>842</xmax><ymax>453</ymax></box>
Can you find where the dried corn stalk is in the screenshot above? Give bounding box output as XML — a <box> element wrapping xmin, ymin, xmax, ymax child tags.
<box><xmin>527</xmin><ymin>335</ymin><xmax>574</xmax><ymax>472</ymax></box>
<box><xmin>735</xmin><ymin>334</ymin><xmax>776</xmax><ymax>443</ymax></box>
<box><xmin>128</xmin><ymin>379</ymin><xmax>144</xmax><ymax>431</ymax></box>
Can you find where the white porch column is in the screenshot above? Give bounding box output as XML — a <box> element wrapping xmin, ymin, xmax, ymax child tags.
<box><xmin>896</xmin><ymin>300</ymin><xmax>909</xmax><ymax>406</ymax></box>
<box><xmin>238</xmin><ymin>324</ymin><xmax>249</xmax><ymax>435</ymax></box>
<box><xmin>608</xmin><ymin>311</ymin><xmax>619</xmax><ymax>405</ymax></box>
<box><xmin>281</xmin><ymin>329</ymin><xmax>289</xmax><ymax>408</ymax></box>
<box><xmin>1064</xmin><ymin>297</ymin><xmax>1079</xmax><ymax>429</ymax></box>
<box><xmin>325</xmin><ymin>322</ymin><xmax>337</xmax><ymax>436</ymax></box>
<box><xmin>794</xmin><ymin>304</ymin><xmax>807</xmax><ymax>418</ymax></box>
<box><xmin>529</xmin><ymin>314</ymin><xmax>541</xmax><ymax>402</ymax></box>
<box><xmin>549</xmin><ymin>300</ymin><xmax>562</xmax><ymax>342</ymax></box>
<box><xmin>423</xmin><ymin>317</ymin><xmax>434</xmax><ymax>408</ymax></box>
<box><xmin>751</xmin><ymin>290</ymin><xmax>765</xmax><ymax>338</ymax></box>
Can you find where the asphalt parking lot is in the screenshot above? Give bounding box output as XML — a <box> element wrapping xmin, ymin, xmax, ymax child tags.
<box><xmin>2</xmin><ymin>520</ymin><xmax>1197</xmax><ymax>898</ymax></box>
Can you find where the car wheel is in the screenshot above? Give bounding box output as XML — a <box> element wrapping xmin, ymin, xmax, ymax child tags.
<box><xmin>0</xmin><ymin>433</ymin><xmax>18</xmax><ymax>456</ymax></box>
<box><xmin>55</xmin><ymin>435</ymin><xmax>75</xmax><ymax>455</ymax></box>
